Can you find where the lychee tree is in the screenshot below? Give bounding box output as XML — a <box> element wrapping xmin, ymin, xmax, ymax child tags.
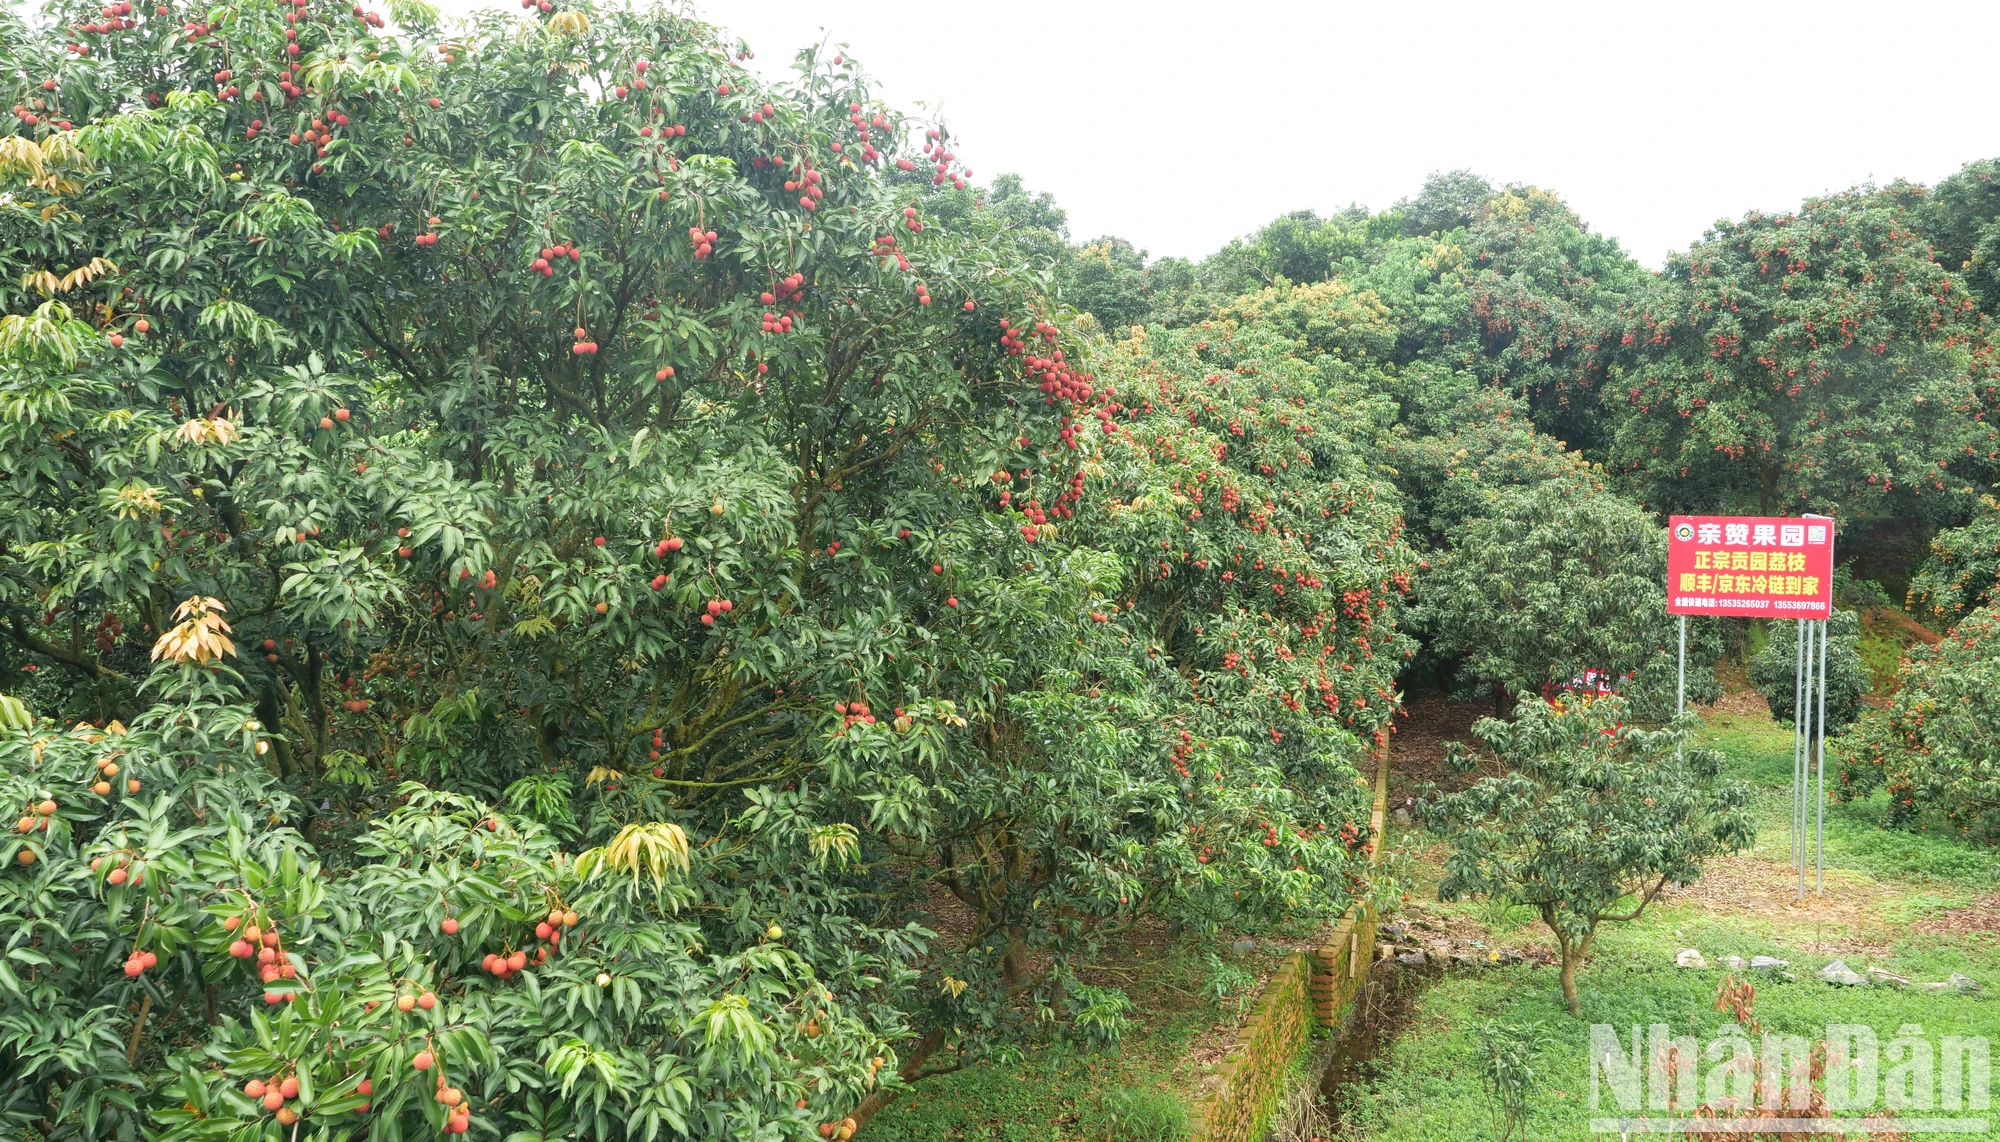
<box><xmin>0</xmin><ymin>0</ymin><xmax>1075</xmax><ymax>802</ymax></box>
<box><xmin>0</xmin><ymin>0</ymin><xmax>1419</xmax><ymax>1135</ymax></box>
<box><xmin>842</xmin><ymin>316</ymin><xmax>1429</xmax><ymax>1072</ymax></box>
<box><xmin>1413</xmin><ymin>480</ymin><xmax>1719</xmax><ymax>716</ymax></box>
<box><xmin>1907</xmin><ymin>496</ymin><xmax>2000</xmax><ymax>626</ymax></box>
<box><xmin>1837</xmin><ymin>600</ymin><xmax>2000</xmax><ymax>841</ymax></box>
<box><xmin>0</xmin><ymin>0</ymin><xmax>1078</xmax><ymax>819</ymax></box>
<box><xmin>0</xmin><ymin>0</ymin><xmax>1089</xmax><ymax>1131</ymax></box>
<box><xmin>1591</xmin><ymin>188</ymin><xmax>2000</xmax><ymax>518</ymax></box>
<box><xmin>1074</xmin><ymin>317</ymin><xmax>1417</xmax><ymax>768</ymax></box>
<box><xmin>1386</xmin><ymin>386</ymin><xmax>1604</xmax><ymax>545</ymax></box>
<box><xmin>785</xmin><ymin>313</ymin><xmax>1419</xmax><ymax>1117</ymax></box>
<box><xmin>1920</xmin><ymin>158</ymin><xmax>2000</xmax><ymax>319</ymax></box>
<box><xmin>1449</xmin><ymin>184</ymin><xmax>1648</xmax><ymax>452</ymax></box>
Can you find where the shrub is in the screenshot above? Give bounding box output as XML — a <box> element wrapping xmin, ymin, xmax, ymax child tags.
<box><xmin>1838</xmin><ymin>601</ymin><xmax>2000</xmax><ymax>840</ymax></box>
<box><xmin>1748</xmin><ymin>608</ymin><xmax>1869</xmax><ymax>732</ymax></box>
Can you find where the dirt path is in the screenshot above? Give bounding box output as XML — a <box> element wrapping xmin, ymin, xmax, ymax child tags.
<box><xmin>1385</xmin><ymin>690</ymin><xmax>1485</xmax><ymax>802</ymax></box>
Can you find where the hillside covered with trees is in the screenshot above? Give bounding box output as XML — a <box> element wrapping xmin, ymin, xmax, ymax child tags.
<box><xmin>1</xmin><ymin>0</ymin><xmax>1997</xmax><ymax>1136</ymax></box>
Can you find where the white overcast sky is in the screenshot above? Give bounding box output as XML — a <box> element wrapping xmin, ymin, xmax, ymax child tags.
<box><xmin>445</xmin><ymin>0</ymin><xmax>2000</xmax><ymax>268</ymax></box>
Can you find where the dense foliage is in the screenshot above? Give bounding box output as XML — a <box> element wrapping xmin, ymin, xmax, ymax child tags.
<box><xmin>1906</xmin><ymin>497</ymin><xmax>2000</xmax><ymax>625</ymax></box>
<box><xmin>1075</xmin><ymin>318</ymin><xmax>1417</xmax><ymax>763</ymax></box>
<box><xmin>0</xmin><ymin>0</ymin><xmax>1400</xmax><ymax>1135</ymax></box>
<box><xmin>1748</xmin><ymin>608</ymin><xmax>1870</xmax><ymax>732</ymax></box>
<box><xmin>1415</xmin><ymin>480</ymin><xmax>1718</xmax><ymax>717</ymax></box>
<box><xmin>1921</xmin><ymin>159</ymin><xmax>2000</xmax><ymax>319</ymax></box>
<box><xmin>1011</xmin><ymin>164</ymin><xmax>2000</xmax><ymax>742</ymax></box>
<box><xmin>0</xmin><ymin>667</ymin><xmax>893</xmax><ymax>1141</ymax></box>
<box><xmin>1838</xmin><ymin>601</ymin><xmax>2000</xmax><ymax>841</ymax></box>
<box><xmin>7</xmin><ymin>0</ymin><xmax>2000</xmax><ymax>1130</ymax></box>
<box><xmin>1591</xmin><ymin>188</ymin><xmax>2000</xmax><ymax>519</ymax></box>
<box><xmin>1421</xmin><ymin>696</ymin><xmax>1754</xmax><ymax>1015</ymax></box>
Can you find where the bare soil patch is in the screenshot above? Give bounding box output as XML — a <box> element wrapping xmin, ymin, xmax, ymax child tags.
<box><xmin>1910</xmin><ymin>894</ymin><xmax>2000</xmax><ymax>938</ymax></box>
<box><xmin>1706</xmin><ymin>659</ymin><xmax>1772</xmax><ymax>718</ymax></box>
<box><xmin>1862</xmin><ymin>604</ymin><xmax>1941</xmax><ymax>648</ymax></box>
<box><xmin>1386</xmin><ymin>690</ymin><xmax>1487</xmax><ymax>800</ymax></box>
<box><xmin>1659</xmin><ymin>850</ymin><xmax>1904</xmax><ymax>955</ymax></box>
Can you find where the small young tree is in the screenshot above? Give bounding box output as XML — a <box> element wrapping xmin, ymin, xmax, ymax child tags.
<box><xmin>1475</xmin><ymin>1020</ymin><xmax>1554</xmax><ymax>1142</ymax></box>
<box><xmin>1422</xmin><ymin>695</ymin><xmax>1754</xmax><ymax>1016</ymax></box>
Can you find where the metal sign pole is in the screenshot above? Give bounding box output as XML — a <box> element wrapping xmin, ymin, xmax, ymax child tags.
<box><xmin>1816</xmin><ymin>617</ymin><xmax>1828</xmax><ymax>895</ymax></box>
<box><xmin>1676</xmin><ymin>615</ymin><xmax>1686</xmax><ymax>716</ymax></box>
<box><xmin>1798</xmin><ymin>618</ymin><xmax>1817</xmax><ymax>899</ymax></box>
<box><xmin>1800</xmin><ymin>616</ymin><xmax>1816</xmax><ymax>892</ymax></box>
<box><xmin>1804</xmin><ymin>512</ymin><xmax>1835</xmax><ymax>900</ymax></box>
<box><xmin>1675</xmin><ymin>614</ymin><xmax>1686</xmax><ymax>768</ymax></box>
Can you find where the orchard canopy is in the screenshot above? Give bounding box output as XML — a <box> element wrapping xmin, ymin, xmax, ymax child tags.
<box><xmin>7</xmin><ymin>0</ymin><xmax>2000</xmax><ymax>1136</ymax></box>
<box><xmin>0</xmin><ymin>0</ymin><xmax>1407</xmax><ymax>1136</ymax></box>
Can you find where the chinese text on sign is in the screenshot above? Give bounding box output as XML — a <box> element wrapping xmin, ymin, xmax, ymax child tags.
<box><xmin>1665</xmin><ymin>515</ymin><xmax>1834</xmax><ymax>618</ymax></box>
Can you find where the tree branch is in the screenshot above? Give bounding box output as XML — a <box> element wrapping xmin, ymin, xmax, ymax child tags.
<box><xmin>4</xmin><ymin>613</ymin><xmax>126</xmax><ymax>680</ymax></box>
<box><xmin>352</xmin><ymin>309</ymin><xmax>429</xmax><ymax>385</ymax></box>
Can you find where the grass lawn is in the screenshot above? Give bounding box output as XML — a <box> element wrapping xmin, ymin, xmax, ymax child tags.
<box><xmin>1346</xmin><ymin>702</ymin><xmax>2000</xmax><ymax>1142</ymax></box>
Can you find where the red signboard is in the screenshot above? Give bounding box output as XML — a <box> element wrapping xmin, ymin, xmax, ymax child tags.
<box><xmin>1666</xmin><ymin>515</ymin><xmax>1834</xmax><ymax>618</ymax></box>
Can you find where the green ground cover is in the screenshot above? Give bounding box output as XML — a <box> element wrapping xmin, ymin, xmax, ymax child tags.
<box><xmin>1349</xmin><ymin>704</ymin><xmax>2000</xmax><ymax>1142</ymax></box>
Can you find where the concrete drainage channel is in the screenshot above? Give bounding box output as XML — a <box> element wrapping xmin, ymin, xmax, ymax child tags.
<box><xmin>1187</xmin><ymin>738</ymin><xmax>1510</xmax><ymax>1142</ymax></box>
<box><xmin>1313</xmin><ymin>957</ymin><xmax>1433</xmax><ymax>1136</ymax></box>
<box><xmin>1243</xmin><ymin>948</ymin><xmax>1439</xmax><ymax>1142</ymax></box>
<box><xmin>1188</xmin><ymin>745</ymin><xmax>1404</xmax><ymax>1142</ymax></box>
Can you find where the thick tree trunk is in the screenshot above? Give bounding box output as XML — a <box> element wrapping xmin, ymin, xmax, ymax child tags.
<box><xmin>1559</xmin><ymin>950</ymin><xmax>1581</xmax><ymax>1017</ymax></box>
<box><xmin>1000</xmin><ymin>928</ymin><xmax>1028</xmax><ymax>990</ymax></box>
<box><xmin>1558</xmin><ymin>930</ymin><xmax>1597</xmax><ymax>1017</ymax></box>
